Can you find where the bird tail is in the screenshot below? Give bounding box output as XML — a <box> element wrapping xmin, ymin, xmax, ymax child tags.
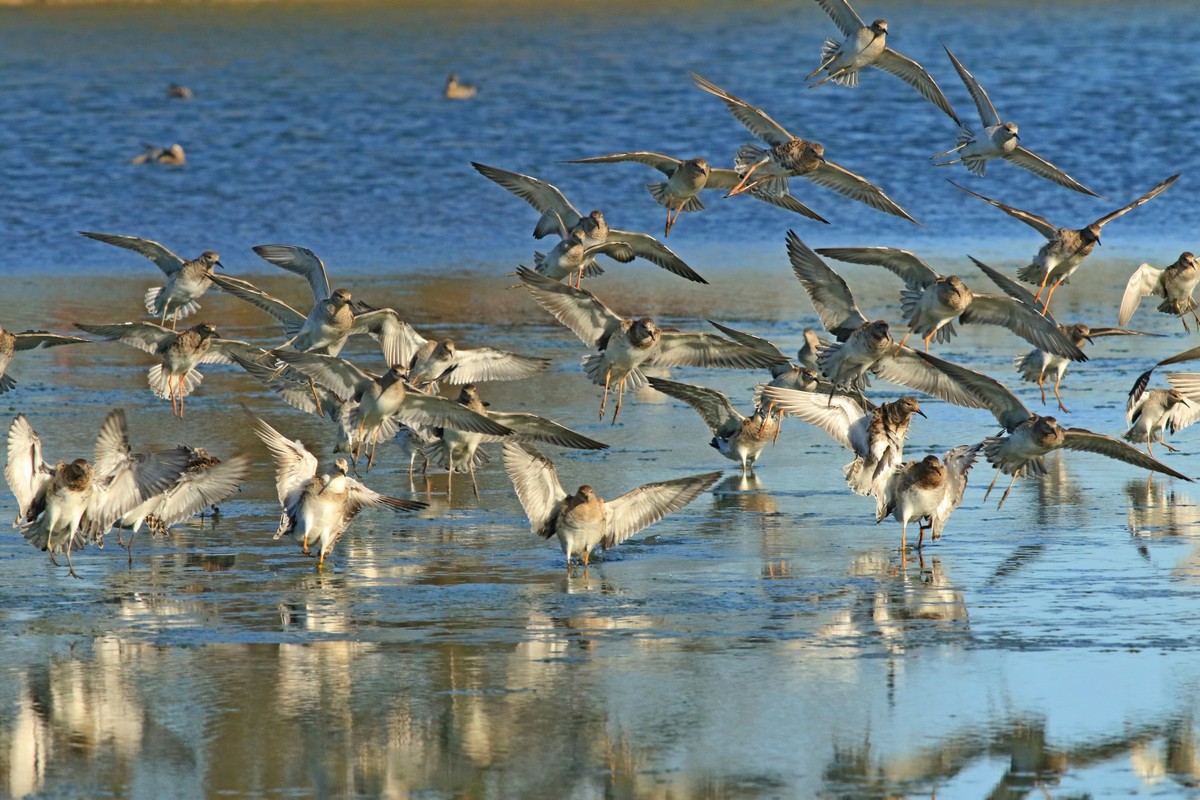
<box><xmin>0</xmin><ymin>373</ymin><xmax>16</xmax><ymax>394</ymax></box>
<box><xmin>582</xmin><ymin>355</ymin><xmax>646</xmax><ymax>391</ymax></box>
<box><xmin>1016</xmin><ymin>263</ymin><xmax>1046</xmax><ymax>285</ymax></box>
<box><xmin>646</xmin><ymin>183</ymin><xmax>704</xmax><ymax>212</ymax></box>
<box><xmin>1012</xmin><ymin>352</ymin><xmax>1044</xmax><ymax>383</ymax></box>
<box><xmin>144</xmin><ymin>287</ymin><xmax>200</xmax><ymax>321</ymax></box>
<box><xmin>148</xmin><ymin>365</ymin><xmax>203</xmax><ymax>399</ymax></box>
<box><xmin>1159</xmin><ymin>296</ymin><xmax>1198</xmax><ymax>316</ymax></box>
<box><xmin>820</xmin><ymin>39</ymin><xmax>857</xmax><ymax>86</ymax></box>
<box><xmin>734</xmin><ymin>144</ymin><xmax>769</xmax><ymax>175</ymax></box>
<box><xmin>843</xmin><ymin>457</ymin><xmax>874</xmax><ymax>496</ymax></box>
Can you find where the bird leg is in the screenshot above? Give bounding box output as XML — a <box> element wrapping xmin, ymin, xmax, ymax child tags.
<box><xmin>125</xmin><ymin>530</ymin><xmax>136</xmax><ymax>566</ymax></box>
<box><xmin>1157</xmin><ymin>432</ymin><xmax>1178</xmax><ymax>453</ymax></box>
<box><xmin>983</xmin><ymin>466</ymin><xmax>1003</xmax><ymax>502</ymax></box>
<box><xmin>447</xmin><ymin>453</ymin><xmax>453</xmax><ymax>496</ymax></box>
<box><xmin>916</xmin><ymin>524</ymin><xmax>927</xmax><ymax>551</ymax></box>
<box><xmin>599</xmin><ymin>368</ymin><xmax>612</xmax><ymax>420</ymax></box>
<box><xmin>1038</xmin><ymin>277</ymin><xmax>1067</xmax><ymax>315</ymax></box>
<box><xmin>725</xmin><ymin>160</ymin><xmax>767</xmax><ymax>197</ymax></box>
<box><xmin>1053</xmin><ymin>375</ymin><xmax>1069</xmax><ymax>414</ymax></box>
<box><xmin>900</xmin><ymin>521</ymin><xmax>908</xmax><ymax>553</ymax></box>
<box><xmin>894</xmin><ymin>331</ymin><xmax>913</xmax><ymax>353</ymax></box>
<box><xmin>611</xmin><ymin>377</ymin><xmax>626</xmax><ymax>425</ymax></box>
<box><xmin>1031</xmin><ymin>270</ymin><xmax>1054</xmax><ymax>305</ymax></box>
<box><xmin>923</xmin><ymin>330</ymin><xmax>936</xmax><ymax>353</ymax></box>
<box><xmin>1191</xmin><ymin>308</ymin><xmax>1200</xmax><ymax>330</ymax></box>
<box><xmin>65</xmin><ymin>547</ymin><xmax>80</xmax><ymax>580</ymax></box>
<box><xmin>469</xmin><ymin>461</ymin><xmax>479</xmax><ymax>499</ymax></box>
<box><xmin>996</xmin><ymin>472</ymin><xmax>1021</xmax><ymax>509</ymax></box>
<box><xmin>1036</xmin><ymin>370</ymin><xmax>1047</xmax><ymax>406</ymax></box>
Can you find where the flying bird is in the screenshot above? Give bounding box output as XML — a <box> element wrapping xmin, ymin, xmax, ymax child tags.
<box><xmin>0</xmin><ymin>326</ymin><xmax>89</xmax><ymax>394</ymax></box>
<box><xmin>1118</xmin><ymin>252</ymin><xmax>1200</xmax><ymax>331</ymax></box>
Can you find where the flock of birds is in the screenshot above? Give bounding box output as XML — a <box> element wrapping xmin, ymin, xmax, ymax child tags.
<box><xmin>7</xmin><ymin>0</ymin><xmax>1200</xmax><ymax>576</ymax></box>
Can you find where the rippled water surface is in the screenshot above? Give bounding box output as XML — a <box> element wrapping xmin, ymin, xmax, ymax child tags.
<box><xmin>4</xmin><ymin>1</ymin><xmax>1200</xmax><ymax>798</ymax></box>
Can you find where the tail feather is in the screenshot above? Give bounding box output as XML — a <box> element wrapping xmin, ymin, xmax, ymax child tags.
<box><xmin>148</xmin><ymin>365</ymin><xmax>203</xmax><ymax>399</ymax></box>
<box><xmin>646</xmin><ymin>183</ymin><xmax>704</xmax><ymax>212</ymax></box>
<box><xmin>0</xmin><ymin>373</ymin><xmax>16</xmax><ymax>394</ymax></box>
<box><xmin>734</xmin><ymin>144</ymin><xmax>769</xmax><ymax>175</ymax></box>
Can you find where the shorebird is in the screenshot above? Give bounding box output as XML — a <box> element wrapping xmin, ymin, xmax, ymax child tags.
<box><xmin>759</xmin><ymin>388</ymin><xmax>922</xmax><ymax>496</ymax></box>
<box><xmin>502</xmin><ymin>441</ymin><xmax>721</xmax><ymax>570</ymax></box>
<box><xmin>130</xmin><ymin>143</ymin><xmax>185</xmax><ymax>165</ymax></box>
<box><xmin>167</xmin><ymin>83</ymin><xmax>192</xmax><ymax>99</ymax></box>
<box><xmin>933</xmin><ymin>44</ymin><xmax>1097</xmax><ymax>195</ymax></box>
<box><xmin>419</xmin><ymin>385</ymin><xmax>609</xmax><ymax>496</ymax></box>
<box><xmin>0</xmin><ymin>326</ymin><xmax>88</xmax><ymax>394</ymax></box>
<box><xmin>267</xmin><ymin>351</ymin><xmax>513</xmax><ymax>469</ymax></box>
<box><xmin>444</xmin><ymin>74</ymin><xmax>477</xmax><ymax>99</ymax></box>
<box><xmin>1123</xmin><ymin>387</ymin><xmax>1199</xmax><ymax>457</ymax></box>
<box><xmin>81</xmin><ymin>231</ymin><xmax>224</xmax><ymax>328</ymax></box>
<box><xmin>952</xmin><ymin>174</ymin><xmax>1180</xmax><ymax>312</ymax></box>
<box><xmin>75</xmin><ymin>321</ymin><xmax>261</xmax><ymax>418</ymax></box>
<box><xmin>210</xmin><ymin>244</ymin><xmax>409</xmax><ymax>364</ymax></box>
<box><xmin>805</xmin><ymin>0</ymin><xmax>958</xmax><ymax>122</ymax></box>
<box><xmin>567</xmin><ymin>151</ymin><xmax>828</xmax><ymax>235</ymax></box>
<box><xmin>517</xmin><ymin>267</ymin><xmax>786</xmax><ymax>422</ymax></box>
<box><xmin>692</xmin><ymin>73</ymin><xmax>919</xmax><ymax>224</ymax></box>
<box><xmin>392</xmin><ymin>323</ymin><xmax>550</xmax><ymax>392</ymax></box>
<box><xmin>876</xmin><ymin>444</ymin><xmax>980</xmax><ymax>551</ymax></box>
<box><xmin>472</xmin><ymin>162</ymin><xmax>708</xmax><ymax>285</ymax></box>
<box><xmin>647</xmin><ymin>376</ymin><xmax>779</xmax><ymax>475</ymax></box>
<box><xmin>252</xmin><ymin>415</ymin><xmax>427</xmax><ymax>565</ymax></box>
<box><xmin>1014</xmin><ymin>323</ymin><xmax>1157</xmax><ymax>413</ymax></box>
<box><xmin>1119</xmin><ymin>252</ymin><xmax>1200</xmax><ymax>331</ymax></box>
<box><xmin>815</xmin><ymin>247</ymin><xmax>1085</xmax><ymax>358</ymax></box>
<box><xmin>5</xmin><ymin>410</ymin><xmax>194</xmax><ymax>577</ymax></box>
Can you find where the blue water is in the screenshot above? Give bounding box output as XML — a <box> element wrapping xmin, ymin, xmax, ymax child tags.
<box><xmin>4</xmin><ymin>2</ymin><xmax>1200</xmax><ymax>798</ymax></box>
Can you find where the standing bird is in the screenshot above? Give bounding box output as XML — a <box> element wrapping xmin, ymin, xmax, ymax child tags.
<box><xmin>419</xmin><ymin>384</ymin><xmax>609</xmax><ymax>496</ymax></box>
<box><xmin>759</xmin><ymin>388</ymin><xmax>923</xmax><ymax>497</ymax></box>
<box><xmin>951</xmin><ymin>174</ymin><xmax>1180</xmax><ymax>312</ymax></box>
<box><xmin>5</xmin><ymin>410</ymin><xmax>193</xmax><ymax>577</ymax></box>
<box><xmin>815</xmin><ymin>247</ymin><xmax>1085</xmax><ymax>358</ymax></box>
<box><xmin>647</xmin><ymin>376</ymin><xmax>779</xmax><ymax>475</ymax></box>
<box><xmin>932</xmin><ymin>44</ymin><xmax>1097</xmax><ymax>196</ymax></box>
<box><xmin>75</xmin><ymin>321</ymin><xmax>261</xmax><ymax>418</ymax></box>
<box><xmin>81</xmin><ymin>231</ymin><xmax>224</xmax><ymax>328</ymax></box>
<box><xmin>0</xmin><ymin>326</ymin><xmax>88</xmax><ymax>394</ymax></box>
<box><xmin>1014</xmin><ymin>323</ymin><xmax>1157</xmax><ymax>413</ymax></box>
<box><xmin>502</xmin><ymin>441</ymin><xmax>721</xmax><ymax>570</ymax></box>
<box><xmin>444</xmin><ymin>74</ymin><xmax>477</xmax><ymax>99</ymax></box>
<box><xmin>876</xmin><ymin>444</ymin><xmax>980</xmax><ymax>551</ymax></box>
<box><xmin>691</xmin><ymin>73</ymin><xmax>919</xmax><ymax>224</ymax></box>
<box><xmin>130</xmin><ymin>144</ymin><xmax>185</xmax><ymax>165</ymax></box>
<box><xmin>1123</xmin><ymin>387</ymin><xmax>1199</xmax><ymax>457</ymax></box>
<box><xmin>567</xmin><ymin>151</ymin><xmax>827</xmax><ymax>235</ymax></box>
<box><xmin>252</xmin><ymin>415</ymin><xmax>427</xmax><ymax>566</ymax></box>
<box><xmin>1119</xmin><ymin>252</ymin><xmax>1200</xmax><ymax>331</ymax></box>
<box><xmin>806</xmin><ymin>0</ymin><xmax>958</xmax><ymax>122</ymax></box>
<box><xmin>472</xmin><ymin>162</ymin><xmax>708</xmax><ymax>285</ymax></box>
<box><xmin>517</xmin><ymin>267</ymin><xmax>785</xmax><ymax>422</ymax></box>
<box><xmin>210</xmin><ymin>244</ymin><xmax>409</xmax><ymax>365</ymax></box>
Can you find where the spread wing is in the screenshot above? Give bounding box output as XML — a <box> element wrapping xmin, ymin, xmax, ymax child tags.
<box><xmin>758</xmin><ymin>386</ymin><xmax>870</xmax><ymax>455</ymax></box>
<box><xmin>647</xmin><ymin>376</ymin><xmax>744</xmax><ymax>438</ymax></box>
<box><xmin>5</xmin><ymin>414</ymin><xmax>51</xmax><ymax>521</ymax></box>
<box><xmin>1093</xmin><ymin>173</ymin><xmax>1180</xmax><ymax>228</ymax></box>
<box><xmin>74</xmin><ymin>321</ymin><xmax>176</xmax><ymax>355</ymax></box>
<box><xmin>269</xmin><ymin>350</ymin><xmax>376</xmax><ymax>399</ymax></box>
<box><xmin>941</xmin><ymin>43</ymin><xmax>1000</xmax><ymax>128</ymax></box>
<box><xmin>145</xmin><ymin>453</ymin><xmax>252</xmax><ymax>529</ymax></box>
<box><xmin>604</xmin><ymin>229</ymin><xmax>708</xmax><ymax>284</ymax></box>
<box><xmin>208</xmin><ymin>273</ymin><xmax>307</xmax><ymax>329</ymax></box>
<box><xmin>516</xmin><ymin>267</ymin><xmax>625</xmax><ymax>348</ymax></box>
<box><xmin>816</xmin><ymin>246</ymin><xmax>939</xmax><ymax>288</ymax></box>
<box><xmin>690</xmin><ymin>73</ymin><xmax>794</xmax><ymax>147</ymax></box>
<box><xmin>567</xmin><ymin>151</ymin><xmax>681</xmax><ymax>177</ymax></box>
<box><xmin>12</xmin><ymin>332</ymin><xmax>90</xmax><ymax>351</ymax></box>
<box><xmin>80</xmin><ymin>231</ymin><xmax>185</xmax><ymax>275</ymax></box>
<box><xmin>601</xmin><ymin>470</ymin><xmax>722</xmax><ymax>549</ymax></box>
<box><xmin>252</xmin><ymin>415</ymin><xmax>320</xmax><ymax>507</ymax></box>
<box><xmin>439</xmin><ymin>348</ymin><xmax>550</xmax><ymax>385</ymax></box>
<box><xmin>960</xmin><ymin>294</ymin><xmax>1086</xmax><ymax>360</ymax></box>
<box><xmin>653</xmin><ymin>332</ymin><xmax>786</xmax><ymax>370</ymax></box>
<box><xmin>814</xmin><ymin>0</ymin><xmax>866</xmax><ymax>37</ymax></box>
<box><xmin>808</xmin><ymin>160</ymin><xmax>919</xmax><ymax>224</ymax></box>
<box><xmin>252</xmin><ymin>244</ymin><xmax>331</xmax><ymax>302</ymax></box>
<box><xmin>949</xmin><ymin>181</ymin><xmax>1058</xmax><ymax>240</ymax></box>
<box><xmin>1004</xmin><ymin>147</ymin><xmax>1098</xmax><ymax>197</ymax></box>
<box><xmin>486</xmin><ymin>412</ymin><xmax>609</xmax><ymax>450</ymax></box>
<box><xmin>343</xmin><ymin>478</ymin><xmax>427</xmax><ymax>515</ymax></box>
<box><xmin>1061</xmin><ymin>428</ymin><xmax>1191</xmax><ymax>481</ymax></box>
<box><xmin>347</xmin><ymin>308</ymin><xmax>414</xmax><ymax>368</ymax></box>
<box><xmin>396</xmin><ymin>394</ymin><xmax>514</xmax><ymax>436</ymax></box>
<box><xmin>874</xmin><ymin>48</ymin><xmax>959</xmax><ymax>124</ymax></box>
<box><xmin>786</xmin><ymin>230</ymin><xmax>869</xmax><ymax>340</ymax></box>
<box><xmin>501</xmin><ymin>441</ymin><xmax>567</xmax><ymax>538</ymax></box>
<box><xmin>1118</xmin><ymin>264</ymin><xmax>1164</xmax><ymax>326</ymax></box>
<box><xmin>472</xmin><ymin>162</ymin><xmax>583</xmax><ymax>236</ymax></box>
<box><xmin>705</xmin><ymin>320</ymin><xmax>789</xmax><ymax>363</ymax></box>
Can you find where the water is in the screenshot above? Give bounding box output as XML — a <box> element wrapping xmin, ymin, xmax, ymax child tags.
<box><xmin>3</xmin><ymin>1</ymin><xmax>1200</xmax><ymax>797</ymax></box>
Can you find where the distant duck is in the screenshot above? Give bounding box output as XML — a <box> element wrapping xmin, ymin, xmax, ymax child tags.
<box><xmin>167</xmin><ymin>83</ymin><xmax>193</xmax><ymax>99</ymax></box>
<box><xmin>444</xmin><ymin>74</ymin><xmax>477</xmax><ymax>100</ymax></box>
<box><xmin>130</xmin><ymin>143</ymin><xmax>186</xmax><ymax>165</ymax></box>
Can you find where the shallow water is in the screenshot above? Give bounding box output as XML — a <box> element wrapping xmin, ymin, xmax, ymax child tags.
<box><xmin>4</xmin><ymin>1</ymin><xmax>1200</xmax><ymax>798</ymax></box>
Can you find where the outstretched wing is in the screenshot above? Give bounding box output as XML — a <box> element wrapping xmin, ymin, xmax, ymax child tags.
<box><xmin>691</xmin><ymin>73</ymin><xmax>795</xmax><ymax>147</ymax></box>
<box><xmin>808</xmin><ymin>160</ymin><xmax>919</xmax><ymax>224</ymax></box>
<box><xmin>516</xmin><ymin>267</ymin><xmax>625</xmax><ymax>349</ymax></box>
<box><xmin>1061</xmin><ymin>428</ymin><xmax>1191</xmax><ymax>481</ymax></box>
<box><xmin>874</xmin><ymin>48</ymin><xmax>959</xmax><ymax>124</ymax></box>
<box><xmin>440</xmin><ymin>347</ymin><xmax>550</xmax><ymax>385</ymax></box>
<box><xmin>941</xmin><ymin>43</ymin><xmax>1000</xmax><ymax>128</ymax></box>
<box><xmin>786</xmin><ymin>230</ymin><xmax>869</xmax><ymax>340</ymax></box>
<box><xmin>647</xmin><ymin>376</ymin><xmax>743</xmax><ymax>438</ymax></box>
<box><xmin>252</xmin><ymin>244</ymin><xmax>331</xmax><ymax>302</ymax></box>
<box><xmin>949</xmin><ymin>181</ymin><xmax>1058</xmax><ymax>240</ymax></box>
<box><xmin>12</xmin><ymin>332</ymin><xmax>90</xmax><ymax>351</ymax></box>
<box><xmin>1093</xmin><ymin>173</ymin><xmax>1180</xmax><ymax>228</ymax></box>
<box><xmin>252</xmin><ymin>415</ymin><xmax>320</xmax><ymax>506</ymax></box>
<box><xmin>601</xmin><ymin>470</ymin><xmax>722</xmax><ymax>549</ymax></box>
<box><xmin>486</xmin><ymin>412</ymin><xmax>608</xmax><ymax>451</ymax></box>
<box><xmin>80</xmin><ymin>231</ymin><xmax>185</xmax><ymax>276</ymax></box>
<box><xmin>817</xmin><ymin>246</ymin><xmax>939</xmax><ymax>288</ymax></box>
<box><xmin>502</xmin><ymin>441</ymin><xmax>567</xmax><ymax>538</ymax></box>
<box><xmin>208</xmin><ymin>273</ymin><xmax>307</xmax><ymax>329</ymax></box>
<box><xmin>74</xmin><ymin>321</ymin><xmax>176</xmax><ymax>355</ymax></box>
<box><xmin>1004</xmin><ymin>147</ymin><xmax>1098</xmax><ymax>197</ymax></box>
<box><xmin>1118</xmin><ymin>264</ymin><xmax>1164</xmax><ymax>326</ymax></box>
<box><xmin>472</xmin><ymin>162</ymin><xmax>584</xmax><ymax>236</ymax></box>
<box><xmin>813</xmin><ymin>0</ymin><xmax>865</xmax><ymax>37</ymax></box>
<box><xmin>604</xmin><ymin>229</ymin><xmax>708</xmax><ymax>284</ymax></box>
<box><xmin>5</xmin><ymin>414</ymin><xmax>51</xmax><ymax>521</ymax></box>
<box><xmin>567</xmin><ymin>151</ymin><xmax>682</xmax><ymax>177</ymax></box>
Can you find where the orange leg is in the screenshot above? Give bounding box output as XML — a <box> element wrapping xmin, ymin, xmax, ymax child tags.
<box><xmin>725</xmin><ymin>161</ymin><xmax>765</xmax><ymax>197</ymax></box>
<box><xmin>1053</xmin><ymin>374</ymin><xmax>1068</xmax><ymax>414</ymax></box>
<box><xmin>599</xmin><ymin>368</ymin><xmax>612</xmax><ymax>419</ymax></box>
<box><xmin>611</xmin><ymin>377</ymin><xmax>626</xmax><ymax>425</ymax></box>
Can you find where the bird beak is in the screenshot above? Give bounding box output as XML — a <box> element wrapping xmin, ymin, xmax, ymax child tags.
<box><xmin>1084</xmin><ymin>335</ymin><xmax>1095</xmax><ymax>345</ymax></box>
<box><xmin>216</xmin><ymin>260</ymin><xmax>225</xmax><ymax>270</ymax></box>
<box><xmin>915</xmin><ymin>408</ymin><xmax>927</xmax><ymax>418</ymax></box>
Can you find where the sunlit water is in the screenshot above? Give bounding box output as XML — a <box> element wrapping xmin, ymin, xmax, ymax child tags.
<box><xmin>3</xmin><ymin>1</ymin><xmax>1200</xmax><ymax>798</ymax></box>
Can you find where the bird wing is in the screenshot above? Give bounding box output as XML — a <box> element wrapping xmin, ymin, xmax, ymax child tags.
<box><xmin>941</xmin><ymin>44</ymin><xmax>1000</xmax><ymax>128</ymax></box>
<box><xmin>12</xmin><ymin>332</ymin><xmax>90</xmax><ymax>351</ymax></box>
<box><xmin>80</xmin><ymin>231</ymin><xmax>186</xmax><ymax>275</ymax></box>
<box><xmin>342</xmin><ymin>478</ymin><xmax>427</xmax><ymax>515</ymax></box>
<box><xmin>872</xmin><ymin>348</ymin><xmax>1031</xmax><ymax>431</ymax></box>
<box><xmin>690</xmin><ymin>73</ymin><xmax>795</xmax><ymax>147</ymax></box>
<box><xmin>147</xmin><ymin>453</ymin><xmax>252</xmax><ymax>529</ymax></box>
<box><xmin>74</xmin><ymin>321</ymin><xmax>176</xmax><ymax>355</ymax></box>
<box><xmin>472</xmin><ymin>162</ymin><xmax>583</xmax><ymax>235</ymax></box>
<box><xmin>1085</xmin><ymin>327</ymin><xmax>1162</xmax><ymax>339</ymax></box>
<box><xmin>1165</xmin><ymin>396</ymin><xmax>1200</xmax><ymax>435</ymax></box>
<box><xmin>567</xmin><ymin>151</ymin><xmax>681</xmax><ymax>177</ymax></box>
<box><xmin>646</xmin><ymin>376</ymin><xmax>743</xmax><ymax>437</ymax></box>
<box><xmin>813</xmin><ymin>0</ymin><xmax>865</xmax><ymax>38</ymax></box>
<box><xmin>1093</xmin><ymin>173</ymin><xmax>1180</xmax><ymax>228</ymax></box>
<box><xmin>874</xmin><ymin>48</ymin><xmax>959</xmax><ymax>124</ymax></box>
<box><xmin>705</xmin><ymin>320</ymin><xmax>789</xmax><ymax>363</ymax></box>
<box><xmin>604</xmin><ymin>229</ymin><xmax>708</xmax><ymax>284</ymax></box>
<box><xmin>89</xmin><ymin>411</ymin><xmax>196</xmax><ymax>532</ymax></box>
<box><xmin>960</xmin><ymin>294</ymin><xmax>1087</xmax><ymax>360</ymax></box>
<box><xmin>742</xmin><ymin>181</ymin><xmax>831</xmax><ymax>223</ymax></box>
<box><xmin>516</xmin><ymin>267</ymin><xmax>624</xmax><ymax>348</ymax></box>
<box><xmin>786</xmin><ymin>230</ymin><xmax>869</xmax><ymax>340</ymax></box>
<box><xmin>269</xmin><ymin>350</ymin><xmax>376</xmax><ymax>399</ymax></box>
<box><xmin>5</xmin><ymin>414</ymin><xmax>51</xmax><ymax>520</ymax></box>
<box><xmin>807</xmin><ymin>160</ymin><xmax>919</xmax><ymax>224</ymax></box>
<box><xmin>931</xmin><ymin>443</ymin><xmax>982</xmax><ymax>536</ymax></box>
<box><xmin>395</xmin><ymin>394</ymin><xmax>513</xmax><ymax>436</ymax></box>
<box><xmin>1004</xmin><ymin>147</ymin><xmax>1098</xmax><ymax>197</ymax></box>
<box><xmin>501</xmin><ymin>441</ymin><xmax>568</xmax><ymax>539</ymax></box>
<box><xmin>252</xmin><ymin>244</ymin><xmax>331</xmax><ymax>302</ymax></box>
<box><xmin>1165</xmin><ymin>372</ymin><xmax>1200</xmax><ymax>400</ymax></box>
<box><xmin>348</xmin><ymin>309</ymin><xmax>418</xmax><ymax>368</ymax></box>
<box><xmin>208</xmin><ymin>273</ymin><xmax>307</xmax><ymax>328</ymax></box>
<box><xmin>816</xmin><ymin>246</ymin><xmax>939</xmax><ymax>288</ymax></box>
<box><xmin>949</xmin><ymin>181</ymin><xmax>1058</xmax><ymax>240</ymax></box>
<box><xmin>204</xmin><ymin>338</ymin><xmax>266</xmax><ymax>366</ymax></box>
<box><xmin>252</xmin><ymin>415</ymin><xmax>320</xmax><ymax>506</ymax></box>
<box><xmin>1118</xmin><ymin>264</ymin><xmax>1165</xmax><ymax>326</ymax></box>
<box><xmin>601</xmin><ymin>470</ymin><xmax>722</xmax><ymax>549</ymax></box>
<box><xmin>652</xmin><ymin>332</ymin><xmax>786</xmax><ymax>370</ymax></box>
<box><xmin>758</xmin><ymin>386</ymin><xmax>869</xmax><ymax>455</ymax></box>
<box><xmin>967</xmin><ymin>255</ymin><xmax>1041</xmax><ymax>307</ymax></box>
<box><xmin>1061</xmin><ymin>428</ymin><xmax>1191</xmax><ymax>481</ymax></box>
<box><xmin>229</xmin><ymin>351</ymin><xmax>344</xmax><ymax>421</ymax></box>
<box><xmin>439</xmin><ymin>348</ymin><xmax>550</xmax><ymax>385</ymax></box>
<box><xmin>486</xmin><ymin>412</ymin><xmax>609</xmax><ymax>450</ymax></box>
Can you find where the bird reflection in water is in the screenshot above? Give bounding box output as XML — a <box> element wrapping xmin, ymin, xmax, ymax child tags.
<box><xmin>709</xmin><ymin>474</ymin><xmax>788</xmax><ymax>576</ymax></box>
